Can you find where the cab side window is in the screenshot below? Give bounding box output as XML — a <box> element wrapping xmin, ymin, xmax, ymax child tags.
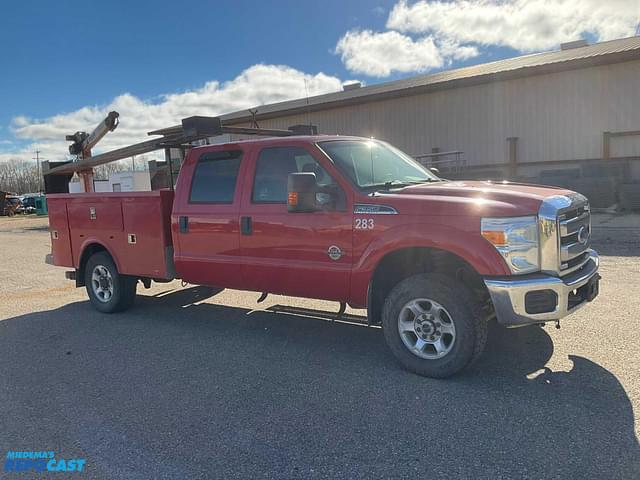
<box><xmin>189</xmin><ymin>150</ymin><xmax>242</xmax><ymax>204</ymax></box>
<box><xmin>252</xmin><ymin>146</ymin><xmax>335</xmax><ymax>204</ymax></box>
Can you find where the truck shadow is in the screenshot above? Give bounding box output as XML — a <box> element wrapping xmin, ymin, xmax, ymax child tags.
<box><xmin>0</xmin><ymin>290</ymin><xmax>638</xmax><ymax>479</ymax></box>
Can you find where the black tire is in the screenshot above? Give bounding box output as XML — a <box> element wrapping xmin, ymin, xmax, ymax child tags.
<box><xmin>85</xmin><ymin>251</ymin><xmax>137</xmax><ymax>313</ymax></box>
<box><xmin>382</xmin><ymin>273</ymin><xmax>487</xmax><ymax>378</ymax></box>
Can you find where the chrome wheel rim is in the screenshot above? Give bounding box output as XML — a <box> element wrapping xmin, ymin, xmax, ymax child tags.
<box><xmin>398</xmin><ymin>298</ymin><xmax>456</xmax><ymax>359</ymax></box>
<box><xmin>91</xmin><ymin>265</ymin><xmax>114</xmax><ymax>303</ymax></box>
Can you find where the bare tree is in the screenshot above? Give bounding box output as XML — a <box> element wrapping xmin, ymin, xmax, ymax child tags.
<box><xmin>0</xmin><ymin>154</ymin><xmax>154</xmax><ymax>194</ymax></box>
<box><xmin>93</xmin><ymin>160</ymin><xmax>130</xmax><ymax>180</ymax></box>
<box><xmin>0</xmin><ymin>160</ymin><xmax>40</xmax><ymax>194</ymax></box>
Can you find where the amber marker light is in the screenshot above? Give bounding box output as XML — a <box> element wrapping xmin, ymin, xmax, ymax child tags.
<box><xmin>481</xmin><ymin>230</ymin><xmax>507</xmax><ymax>246</ymax></box>
<box><xmin>288</xmin><ymin>192</ymin><xmax>299</xmax><ymax>206</ymax></box>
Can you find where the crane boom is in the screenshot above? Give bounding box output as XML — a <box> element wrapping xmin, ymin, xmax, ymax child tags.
<box><xmin>65</xmin><ymin>111</ymin><xmax>119</xmax><ymax>192</ymax></box>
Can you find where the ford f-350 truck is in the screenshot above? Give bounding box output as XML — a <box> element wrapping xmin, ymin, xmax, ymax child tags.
<box><xmin>46</xmin><ymin>134</ymin><xmax>600</xmax><ymax>377</ymax></box>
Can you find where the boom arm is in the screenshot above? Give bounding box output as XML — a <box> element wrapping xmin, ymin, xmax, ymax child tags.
<box><xmin>66</xmin><ymin>111</ymin><xmax>119</xmax><ymax>157</ymax></box>
<box><xmin>65</xmin><ymin>111</ymin><xmax>120</xmax><ymax>192</ymax></box>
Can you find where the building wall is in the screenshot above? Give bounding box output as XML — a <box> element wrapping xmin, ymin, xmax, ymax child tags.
<box><xmin>236</xmin><ymin>59</ymin><xmax>640</xmax><ymax>168</ymax></box>
<box><xmin>108</xmin><ymin>171</ymin><xmax>151</xmax><ymax>192</ymax></box>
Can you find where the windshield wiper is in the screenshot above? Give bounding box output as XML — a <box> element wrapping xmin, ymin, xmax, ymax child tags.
<box><xmin>362</xmin><ymin>181</ymin><xmax>411</xmax><ymax>191</ymax></box>
<box><xmin>383</xmin><ymin>180</ymin><xmax>415</xmax><ymax>189</ymax></box>
<box><xmin>368</xmin><ymin>179</ymin><xmax>438</xmax><ymax>191</ymax></box>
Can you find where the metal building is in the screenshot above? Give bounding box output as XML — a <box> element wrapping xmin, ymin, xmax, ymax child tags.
<box><xmin>217</xmin><ymin>36</ymin><xmax>640</xmax><ymax>207</ymax></box>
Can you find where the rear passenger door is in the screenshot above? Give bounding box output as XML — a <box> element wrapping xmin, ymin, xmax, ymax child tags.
<box><xmin>173</xmin><ymin>148</ymin><xmax>245</xmax><ymax>288</ymax></box>
<box><xmin>239</xmin><ymin>144</ymin><xmax>353</xmax><ymax>301</ymax></box>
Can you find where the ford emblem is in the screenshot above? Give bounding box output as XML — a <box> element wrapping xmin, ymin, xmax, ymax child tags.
<box><xmin>577</xmin><ymin>225</ymin><xmax>590</xmax><ymax>245</ymax></box>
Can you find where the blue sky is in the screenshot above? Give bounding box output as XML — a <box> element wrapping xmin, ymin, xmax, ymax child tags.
<box><xmin>1</xmin><ymin>0</ymin><xmax>636</xmax><ymax>162</ymax></box>
<box><xmin>1</xmin><ymin>1</ymin><xmax>385</xmax><ymax>122</ymax></box>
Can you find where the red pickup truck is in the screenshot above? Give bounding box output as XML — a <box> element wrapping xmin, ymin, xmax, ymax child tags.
<box><xmin>47</xmin><ymin>135</ymin><xmax>600</xmax><ymax>377</ymax></box>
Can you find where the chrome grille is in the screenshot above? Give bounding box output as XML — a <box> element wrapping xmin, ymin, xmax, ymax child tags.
<box><xmin>538</xmin><ymin>193</ymin><xmax>592</xmax><ymax>276</ymax></box>
<box><xmin>558</xmin><ymin>203</ymin><xmax>591</xmax><ymax>275</ymax></box>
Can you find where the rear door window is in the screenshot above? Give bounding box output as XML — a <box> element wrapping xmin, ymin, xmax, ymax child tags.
<box><xmin>190</xmin><ymin>150</ymin><xmax>243</xmax><ymax>204</ymax></box>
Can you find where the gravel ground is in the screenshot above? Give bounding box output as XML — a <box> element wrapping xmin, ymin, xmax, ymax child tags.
<box><xmin>0</xmin><ymin>214</ymin><xmax>638</xmax><ymax>479</ymax></box>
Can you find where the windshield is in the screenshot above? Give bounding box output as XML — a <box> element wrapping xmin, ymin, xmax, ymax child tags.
<box><xmin>317</xmin><ymin>139</ymin><xmax>440</xmax><ymax>190</ymax></box>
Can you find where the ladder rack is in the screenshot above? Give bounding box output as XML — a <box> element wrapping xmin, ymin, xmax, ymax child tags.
<box><xmin>45</xmin><ymin>116</ymin><xmax>318</xmax><ymax>177</ymax></box>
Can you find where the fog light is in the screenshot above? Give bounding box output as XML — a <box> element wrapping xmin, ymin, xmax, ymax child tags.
<box><xmin>525</xmin><ymin>290</ymin><xmax>558</xmax><ymax>314</ymax></box>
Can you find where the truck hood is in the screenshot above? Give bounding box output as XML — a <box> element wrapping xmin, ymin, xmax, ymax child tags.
<box><xmin>375</xmin><ymin>180</ymin><xmax>574</xmax><ymax>217</ymax></box>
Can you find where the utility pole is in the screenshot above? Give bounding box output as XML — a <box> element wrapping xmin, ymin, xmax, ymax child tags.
<box><xmin>33</xmin><ymin>150</ymin><xmax>42</xmax><ymax>193</ymax></box>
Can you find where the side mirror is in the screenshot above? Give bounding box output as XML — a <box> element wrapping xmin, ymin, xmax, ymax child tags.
<box><xmin>287</xmin><ymin>172</ymin><xmax>317</xmax><ymax>212</ymax></box>
<box><xmin>429</xmin><ymin>167</ymin><xmax>440</xmax><ymax>174</ymax></box>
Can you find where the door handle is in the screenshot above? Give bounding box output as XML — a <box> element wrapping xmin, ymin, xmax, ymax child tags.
<box><xmin>179</xmin><ymin>216</ymin><xmax>189</xmax><ymax>233</ymax></box>
<box><xmin>241</xmin><ymin>216</ymin><xmax>252</xmax><ymax>235</ymax></box>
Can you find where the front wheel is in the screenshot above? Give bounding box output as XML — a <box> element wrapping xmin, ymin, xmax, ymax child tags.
<box><xmin>382</xmin><ymin>273</ymin><xmax>487</xmax><ymax>378</ymax></box>
<box><xmin>85</xmin><ymin>252</ymin><xmax>137</xmax><ymax>313</ymax></box>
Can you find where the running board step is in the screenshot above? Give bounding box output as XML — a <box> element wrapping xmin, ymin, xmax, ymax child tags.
<box><xmin>266</xmin><ymin>305</ymin><xmax>369</xmax><ymax>326</ymax></box>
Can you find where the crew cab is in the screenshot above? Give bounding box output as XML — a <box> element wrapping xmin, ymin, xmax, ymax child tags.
<box><xmin>46</xmin><ymin>134</ymin><xmax>600</xmax><ymax>377</ymax></box>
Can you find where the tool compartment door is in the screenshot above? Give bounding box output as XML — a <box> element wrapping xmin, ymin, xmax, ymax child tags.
<box><xmin>47</xmin><ymin>196</ymin><xmax>74</xmax><ymax>267</ymax></box>
<box><xmin>119</xmin><ymin>191</ymin><xmax>174</xmax><ymax>278</ymax></box>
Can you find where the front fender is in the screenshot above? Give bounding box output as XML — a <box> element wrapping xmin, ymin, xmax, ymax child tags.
<box><xmin>350</xmin><ymin>222</ymin><xmax>511</xmax><ymax>306</ymax></box>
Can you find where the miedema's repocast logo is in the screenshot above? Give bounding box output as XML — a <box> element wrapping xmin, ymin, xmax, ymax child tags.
<box><xmin>4</xmin><ymin>451</ymin><xmax>86</xmax><ymax>473</ymax></box>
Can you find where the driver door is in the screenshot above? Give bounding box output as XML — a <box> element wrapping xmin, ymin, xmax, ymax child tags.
<box><xmin>239</xmin><ymin>144</ymin><xmax>353</xmax><ymax>301</ymax></box>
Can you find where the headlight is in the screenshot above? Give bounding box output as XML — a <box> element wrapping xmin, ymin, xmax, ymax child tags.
<box><xmin>481</xmin><ymin>216</ymin><xmax>539</xmax><ymax>274</ymax></box>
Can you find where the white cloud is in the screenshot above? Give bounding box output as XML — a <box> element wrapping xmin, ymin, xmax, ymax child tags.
<box><xmin>335</xmin><ymin>30</ymin><xmax>444</xmax><ymax>77</ymax></box>
<box><xmin>1</xmin><ymin>64</ymin><xmax>346</xmax><ymax>163</ymax></box>
<box><xmin>387</xmin><ymin>0</ymin><xmax>639</xmax><ymax>52</ymax></box>
<box><xmin>335</xmin><ymin>0</ymin><xmax>638</xmax><ymax>77</ymax></box>
<box><xmin>438</xmin><ymin>39</ymin><xmax>480</xmax><ymax>61</ymax></box>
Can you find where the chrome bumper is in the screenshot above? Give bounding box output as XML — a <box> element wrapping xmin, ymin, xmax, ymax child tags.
<box><xmin>484</xmin><ymin>250</ymin><xmax>600</xmax><ymax>327</ymax></box>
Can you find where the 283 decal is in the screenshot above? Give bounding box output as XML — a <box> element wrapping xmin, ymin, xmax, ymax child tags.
<box><xmin>355</xmin><ymin>218</ymin><xmax>375</xmax><ymax>230</ymax></box>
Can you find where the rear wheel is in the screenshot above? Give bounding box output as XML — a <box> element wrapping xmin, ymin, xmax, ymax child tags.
<box><xmin>85</xmin><ymin>252</ymin><xmax>137</xmax><ymax>313</ymax></box>
<box><xmin>382</xmin><ymin>273</ymin><xmax>487</xmax><ymax>378</ymax></box>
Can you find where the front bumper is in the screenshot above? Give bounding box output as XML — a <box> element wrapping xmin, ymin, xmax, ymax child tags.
<box><xmin>484</xmin><ymin>250</ymin><xmax>600</xmax><ymax>327</ymax></box>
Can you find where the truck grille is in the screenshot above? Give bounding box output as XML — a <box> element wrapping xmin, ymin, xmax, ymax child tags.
<box><xmin>558</xmin><ymin>203</ymin><xmax>591</xmax><ymax>275</ymax></box>
<box><xmin>538</xmin><ymin>193</ymin><xmax>592</xmax><ymax>277</ymax></box>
